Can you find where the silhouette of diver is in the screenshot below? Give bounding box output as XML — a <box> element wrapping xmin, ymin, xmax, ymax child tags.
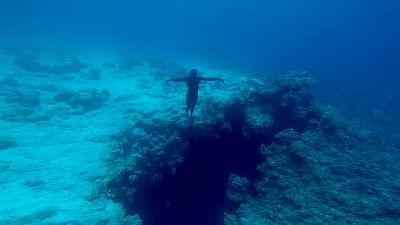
<box><xmin>166</xmin><ymin>68</ymin><xmax>224</xmax><ymax>119</ymax></box>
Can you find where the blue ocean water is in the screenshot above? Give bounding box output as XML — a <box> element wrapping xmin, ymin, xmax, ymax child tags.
<box><xmin>1</xmin><ymin>0</ymin><xmax>399</xmax><ymax>75</ymax></box>
<box><xmin>0</xmin><ymin>0</ymin><xmax>399</xmax><ymax>224</ymax></box>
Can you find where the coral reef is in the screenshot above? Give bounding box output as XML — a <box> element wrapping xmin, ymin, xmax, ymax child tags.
<box><xmin>106</xmin><ymin>72</ymin><xmax>400</xmax><ymax>225</ymax></box>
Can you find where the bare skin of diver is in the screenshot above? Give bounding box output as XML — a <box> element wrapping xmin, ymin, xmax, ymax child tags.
<box><xmin>166</xmin><ymin>69</ymin><xmax>224</xmax><ymax>119</ymax></box>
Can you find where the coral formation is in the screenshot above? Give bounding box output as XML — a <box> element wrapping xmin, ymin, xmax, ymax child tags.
<box><xmin>107</xmin><ymin>72</ymin><xmax>400</xmax><ymax>225</ymax></box>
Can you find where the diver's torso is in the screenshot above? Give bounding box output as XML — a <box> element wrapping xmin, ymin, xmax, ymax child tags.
<box><xmin>186</xmin><ymin>77</ymin><xmax>201</xmax><ymax>93</ymax></box>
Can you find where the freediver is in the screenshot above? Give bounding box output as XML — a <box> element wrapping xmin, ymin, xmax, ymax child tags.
<box><xmin>166</xmin><ymin>68</ymin><xmax>224</xmax><ymax>119</ymax></box>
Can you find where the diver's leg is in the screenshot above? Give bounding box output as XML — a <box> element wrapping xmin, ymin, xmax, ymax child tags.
<box><xmin>189</xmin><ymin>104</ymin><xmax>195</xmax><ymax>119</ymax></box>
<box><xmin>186</xmin><ymin>92</ymin><xmax>198</xmax><ymax>119</ymax></box>
<box><xmin>189</xmin><ymin>94</ymin><xmax>198</xmax><ymax>118</ymax></box>
<box><xmin>186</xmin><ymin>93</ymin><xmax>190</xmax><ymax>118</ymax></box>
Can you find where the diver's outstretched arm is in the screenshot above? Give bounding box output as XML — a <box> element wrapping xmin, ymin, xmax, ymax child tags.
<box><xmin>166</xmin><ymin>78</ymin><xmax>188</xmax><ymax>83</ymax></box>
<box><xmin>200</xmin><ymin>77</ymin><xmax>224</xmax><ymax>82</ymax></box>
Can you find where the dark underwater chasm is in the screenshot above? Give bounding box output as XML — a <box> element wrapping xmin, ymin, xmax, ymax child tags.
<box><xmin>108</xmin><ymin>107</ymin><xmax>273</xmax><ymax>225</ymax></box>
<box><xmin>131</xmin><ymin>130</ymin><xmax>264</xmax><ymax>225</ymax></box>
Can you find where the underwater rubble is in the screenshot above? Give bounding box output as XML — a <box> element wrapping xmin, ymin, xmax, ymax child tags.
<box><xmin>107</xmin><ymin>72</ymin><xmax>400</xmax><ymax>225</ymax></box>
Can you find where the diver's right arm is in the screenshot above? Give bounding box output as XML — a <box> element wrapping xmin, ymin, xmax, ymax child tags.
<box><xmin>166</xmin><ymin>78</ymin><xmax>187</xmax><ymax>83</ymax></box>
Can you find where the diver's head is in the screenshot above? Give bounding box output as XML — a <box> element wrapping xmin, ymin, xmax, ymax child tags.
<box><xmin>190</xmin><ymin>68</ymin><xmax>198</xmax><ymax>77</ymax></box>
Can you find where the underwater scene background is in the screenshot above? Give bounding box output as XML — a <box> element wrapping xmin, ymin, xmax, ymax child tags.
<box><xmin>0</xmin><ymin>0</ymin><xmax>399</xmax><ymax>224</ymax></box>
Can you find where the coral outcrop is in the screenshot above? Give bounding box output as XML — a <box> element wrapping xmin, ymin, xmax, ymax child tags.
<box><xmin>106</xmin><ymin>72</ymin><xmax>400</xmax><ymax>225</ymax></box>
